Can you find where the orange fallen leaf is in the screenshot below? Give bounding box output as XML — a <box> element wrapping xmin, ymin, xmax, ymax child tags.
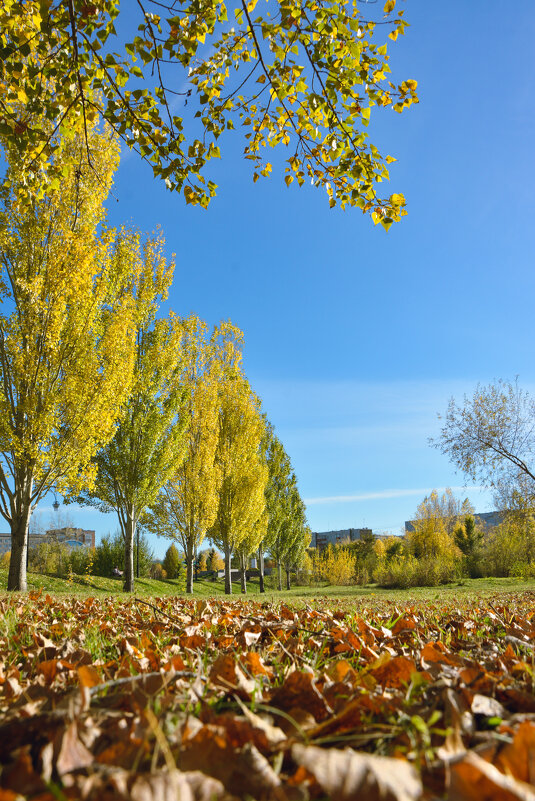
<box><xmin>77</xmin><ymin>664</ymin><xmax>100</xmax><ymax>688</ymax></box>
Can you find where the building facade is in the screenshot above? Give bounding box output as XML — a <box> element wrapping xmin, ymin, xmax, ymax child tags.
<box><xmin>0</xmin><ymin>527</ymin><xmax>95</xmax><ymax>555</ymax></box>
<box><xmin>309</xmin><ymin>527</ymin><xmax>374</xmax><ymax>550</ymax></box>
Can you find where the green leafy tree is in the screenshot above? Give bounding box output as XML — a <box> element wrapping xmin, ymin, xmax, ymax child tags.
<box><xmin>77</xmin><ymin>263</ymin><xmax>190</xmax><ymax>592</ymax></box>
<box><xmin>236</xmin><ymin>514</ymin><xmax>267</xmax><ymax>593</ymax></box>
<box><xmin>209</xmin><ymin>333</ymin><xmax>268</xmax><ymax>594</ymax></box>
<box><xmin>0</xmin><ymin>1</ymin><xmax>417</xmax><ymax>225</ymax></box>
<box><xmin>143</xmin><ymin>318</ymin><xmax>224</xmax><ymax>594</ymax></box>
<box><xmin>454</xmin><ymin>515</ymin><xmax>483</xmax><ymax>578</ymax></box>
<box><xmin>93</xmin><ymin>531</ymin><xmax>153</xmax><ymax>578</ymax></box>
<box><xmin>207</xmin><ymin>548</ymin><xmax>224</xmax><ymax>573</ymax></box>
<box><xmin>162</xmin><ymin>543</ymin><xmax>181</xmax><ymax>580</ymax></box>
<box><xmin>0</xmin><ymin>124</ymin><xmax>142</xmax><ymax>591</ymax></box>
<box><xmin>261</xmin><ymin>425</ymin><xmax>293</xmax><ymax>592</ymax></box>
<box><xmin>282</xmin><ymin>522</ymin><xmax>310</xmax><ymax>590</ymax></box>
<box><xmin>268</xmin><ymin>473</ymin><xmax>308</xmax><ymax>591</ymax></box>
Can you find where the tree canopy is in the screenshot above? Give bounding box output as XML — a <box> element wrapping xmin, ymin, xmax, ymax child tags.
<box><xmin>0</xmin><ymin>0</ymin><xmax>417</xmax><ymax>225</ymax></box>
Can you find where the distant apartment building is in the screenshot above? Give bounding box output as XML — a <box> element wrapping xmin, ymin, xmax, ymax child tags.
<box><xmin>404</xmin><ymin>510</ymin><xmax>503</xmax><ymax>533</ymax></box>
<box><xmin>0</xmin><ymin>527</ymin><xmax>95</xmax><ymax>555</ymax></box>
<box><xmin>310</xmin><ymin>527</ymin><xmax>374</xmax><ymax>550</ymax></box>
<box><xmin>46</xmin><ymin>527</ymin><xmax>96</xmax><ymax>548</ymax></box>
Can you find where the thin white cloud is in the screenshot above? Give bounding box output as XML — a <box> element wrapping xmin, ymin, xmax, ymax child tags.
<box><xmin>304</xmin><ymin>486</ymin><xmax>485</xmax><ymax>505</ymax></box>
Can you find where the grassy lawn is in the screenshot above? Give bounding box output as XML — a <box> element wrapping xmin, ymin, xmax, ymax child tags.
<box><xmin>0</xmin><ymin>567</ymin><xmax>533</xmax><ymax>601</ymax></box>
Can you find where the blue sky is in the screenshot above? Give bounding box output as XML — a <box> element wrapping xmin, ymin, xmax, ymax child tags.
<box><xmin>35</xmin><ymin>2</ymin><xmax>535</xmax><ymax>556</ymax></box>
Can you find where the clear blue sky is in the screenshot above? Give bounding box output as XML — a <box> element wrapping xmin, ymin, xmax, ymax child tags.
<box><xmin>36</xmin><ymin>2</ymin><xmax>535</xmax><ymax>556</ymax></box>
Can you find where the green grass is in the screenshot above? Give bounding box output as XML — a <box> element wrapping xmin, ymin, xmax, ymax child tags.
<box><xmin>0</xmin><ymin>567</ymin><xmax>532</xmax><ymax>601</ymax></box>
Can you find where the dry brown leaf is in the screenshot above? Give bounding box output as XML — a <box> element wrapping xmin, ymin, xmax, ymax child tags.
<box><xmin>495</xmin><ymin>722</ymin><xmax>535</xmax><ymax>785</ymax></box>
<box><xmin>128</xmin><ymin>770</ymin><xmax>230</xmax><ymax>801</ymax></box>
<box><xmin>234</xmin><ymin>698</ymin><xmax>286</xmax><ymax>746</ymax></box>
<box><xmin>55</xmin><ymin>721</ymin><xmax>94</xmax><ymax>777</ymax></box>
<box><xmin>240</xmin><ymin>651</ymin><xmax>272</xmax><ymax>678</ymax></box>
<box><xmin>450</xmin><ymin>751</ymin><xmax>535</xmax><ymax>801</ymax></box>
<box><xmin>370</xmin><ymin>655</ymin><xmax>417</xmax><ymax>689</ymax></box>
<box><xmin>292</xmin><ymin>743</ymin><xmax>422</xmax><ymax>801</ymax></box>
<box><xmin>78</xmin><ymin>664</ymin><xmax>101</xmax><ymax>689</ymax></box>
<box><xmin>270</xmin><ymin>669</ymin><xmax>331</xmax><ymax>722</ymax></box>
<box><xmin>421</xmin><ymin>641</ymin><xmax>460</xmax><ymax>667</ymax></box>
<box><xmin>209</xmin><ymin>654</ymin><xmax>256</xmax><ymax>699</ymax></box>
<box><xmin>392</xmin><ymin>616</ymin><xmax>417</xmax><ymax>636</ymax></box>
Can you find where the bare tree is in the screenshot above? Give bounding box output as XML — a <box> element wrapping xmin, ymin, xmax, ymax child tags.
<box><xmin>433</xmin><ymin>379</ymin><xmax>535</xmax><ymax>499</ymax></box>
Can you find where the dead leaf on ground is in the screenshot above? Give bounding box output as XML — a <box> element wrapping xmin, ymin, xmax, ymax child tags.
<box><xmin>292</xmin><ymin>743</ymin><xmax>422</xmax><ymax>801</ymax></box>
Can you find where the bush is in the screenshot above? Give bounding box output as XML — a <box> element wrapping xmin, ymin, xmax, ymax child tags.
<box><xmin>311</xmin><ymin>545</ymin><xmax>356</xmax><ymax>586</ymax></box>
<box><xmin>29</xmin><ymin>541</ymin><xmax>71</xmax><ymax>576</ymax></box>
<box><xmin>510</xmin><ymin>561</ymin><xmax>535</xmax><ymax>579</ymax></box>
<box><xmin>68</xmin><ymin>546</ymin><xmax>93</xmax><ymax>575</ymax></box>
<box><xmin>374</xmin><ymin>553</ymin><xmax>461</xmax><ymax>588</ymax></box>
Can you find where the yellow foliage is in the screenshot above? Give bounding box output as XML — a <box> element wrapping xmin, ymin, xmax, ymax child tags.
<box><xmin>313</xmin><ymin>545</ymin><xmax>356</xmax><ymax>586</ymax></box>
<box><xmin>209</xmin><ymin>327</ymin><xmax>268</xmax><ymax>564</ymax></box>
<box><xmin>0</xmin><ymin>121</ymin><xmax>146</xmax><ymax>590</ymax></box>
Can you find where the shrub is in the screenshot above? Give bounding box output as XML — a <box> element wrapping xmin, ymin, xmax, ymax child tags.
<box><xmin>317</xmin><ymin>545</ymin><xmax>356</xmax><ymax>586</ymax></box>
<box><xmin>28</xmin><ymin>541</ymin><xmax>70</xmax><ymax>576</ymax></box>
<box><xmin>374</xmin><ymin>553</ymin><xmax>461</xmax><ymax>588</ymax></box>
<box><xmin>68</xmin><ymin>546</ymin><xmax>93</xmax><ymax>575</ymax></box>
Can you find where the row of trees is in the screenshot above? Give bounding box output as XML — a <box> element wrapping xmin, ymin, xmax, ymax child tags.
<box><xmin>0</xmin><ymin>121</ymin><xmax>310</xmax><ymax>592</ymax></box>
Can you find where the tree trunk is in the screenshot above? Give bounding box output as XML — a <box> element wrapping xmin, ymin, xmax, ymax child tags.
<box><xmin>7</xmin><ymin>477</ymin><xmax>33</xmax><ymax>592</ymax></box>
<box><xmin>258</xmin><ymin>546</ymin><xmax>265</xmax><ymax>593</ymax></box>
<box><xmin>224</xmin><ymin>544</ymin><xmax>232</xmax><ymax>595</ymax></box>
<box><xmin>277</xmin><ymin>560</ymin><xmax>282</xmax><ymax>591</ymax></box>
<box><xmin>286</xmin><ymin>567</ymin><xmax>291</xmax><ymax>590</ymax></box>
<box><xmin>239</xmin><ymin>552</ymin><xmax>247</xmax><ymax>594</ymax></box>
<box><xmin>186</xmin><ymin>540</ymin><xmax>194</xmax><ymax>594</ymax></box>
<box><xmin>8</xmin><ymin>507</ymin><xmax>32</xmax><ymax>591</ymax></box>
<box><xmin>123</xmin><ymin>509</ymin><xmax>136</xmax><ymax>592</ymax></box>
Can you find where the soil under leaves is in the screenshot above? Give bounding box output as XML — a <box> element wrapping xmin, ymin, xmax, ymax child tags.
<box><xmin>0</xmin><ymin>590</ymin><xmax>535</xmax><ymax>800</ymax></box>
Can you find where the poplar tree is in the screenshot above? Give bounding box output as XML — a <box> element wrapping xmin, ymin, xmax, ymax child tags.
<box><xmin>144</xmin><ymin>317</ymin><xmax>222</xmax><ymax>593</ymax></box>
<box><xmin>262</xmin><ymin>426</ymin><xmax>309</xmax><ymax>591</ymax></box>
<box><xmin>77</xmin><ymin>253</ymin><xmax>189</xmax><ymax>592</ymax></box>
<box><xmin>236</xmin><ymin>514</ymin><xmax>267</xmax><ymax>593</ymax></box>
<box><xmin>209</xmin><ymin>325</ymin><xmax>268</xmax><ymax>594</ymax></box>
<box><xmin>269</xmin><ymin>475</ymin><xmax>308</xmax><ymax>590</ymax></box>
<box><xmin>259</xmin><ymin>426</ymin><xmax>293</xmax><ymax>592</ymax></box>
<box><xmin>0</xmin><ymin>125</ymin><xmax>141</xmax><ymax>591</ymax></box>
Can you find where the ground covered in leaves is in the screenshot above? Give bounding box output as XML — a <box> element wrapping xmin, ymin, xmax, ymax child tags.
<box><xmin>1</xmin><ymin>591</ymin><xmax>535</xmax><ymax>800</ymax></box>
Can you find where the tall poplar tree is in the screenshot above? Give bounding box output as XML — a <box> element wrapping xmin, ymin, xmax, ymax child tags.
<box><xmin>0</xmin><ymin>125</ymin><xmax>141</xmax><ymax>591</ymax></box>
<box><xmin>144</xmin><ymin>316</ymin><xmax>222</xmax><ymax>593</ymax></box>
<box><xmin>209</xmin><ymin>324</ymin><xmax>268</xmax><ymax>594</ymax></box>
<box><xmin>269</xmin><ymin>474</ymin><xmax>309</xmax><ymax>591</ymax></box>
<box><xmin>259</xmin><ymin>426</ymin><xmax>293</xmax><ymax>592</ymax></box>
<box><xmin>77</xmin><ymin>252</ymin><xmax>189</xmax><ymax>592</ymax></box>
